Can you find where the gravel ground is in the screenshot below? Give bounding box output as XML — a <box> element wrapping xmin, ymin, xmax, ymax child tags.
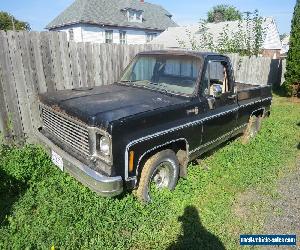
<box><xmin>262</xmin><ymin>158</ymin><xmax>300</xmax><ymax>249</ymax></box>
<box><xmin>234</xmin><ymin>156</ymin><xmax>300</xmax><ymax>249</ymax></box>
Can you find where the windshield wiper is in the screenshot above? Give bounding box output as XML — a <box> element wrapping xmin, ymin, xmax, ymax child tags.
<box><xmin>143</xmin><ymin>83</ymin><xmax>173</xmax><ymax>96</ymax></box>
<box><xmin>119</xmin><ymin>80</ymin><xmax>143</xmax><ymax>89</ymax></box>
<box><xmin>120</xmin><ymin>80</ymin><xmax>135</xmax><ymax>83</ymax></box>
<box><xmin>119</xmin><ymin>81</ymin><xmax>173</xmax><ymax>95</ymax></box>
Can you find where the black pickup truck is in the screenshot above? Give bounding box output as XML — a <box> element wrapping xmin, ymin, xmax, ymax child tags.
<box><xmin>38</xmin><ymin>50</ymin><xmax>272</xmax><ymax>202</ymax></box>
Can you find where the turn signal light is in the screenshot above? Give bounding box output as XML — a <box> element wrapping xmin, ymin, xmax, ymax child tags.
<box><xmin>129</xmin><ymin>151</ymin><xmax>134</xmax><ymax>173</ymax></box>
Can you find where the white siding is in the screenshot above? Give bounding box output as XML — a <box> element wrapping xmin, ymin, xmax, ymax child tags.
<box><xmin>54</xmin><ymin>25</ymin><xmax>83</xmax><ymax>42</ymax></box>
<box><xmin>126</xmin><ymin>29</ymin><xmax>150</xmax><ymax>44</ymax></box>
<box><xmin>262</xmin><ymin>20</ymin><xmax>282</xmax><ymax>50</ymax></box>
<box><xmin>54</xmin><ymin>24</ymin><xmax>161</xmax><ymax>44</ymax></box>
<box><xmin>82</xmin><ymin>25</ymin><xmax>104</xmax><ymax>43</ymax></box>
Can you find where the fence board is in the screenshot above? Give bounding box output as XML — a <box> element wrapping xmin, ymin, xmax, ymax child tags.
<box><xmin>50</xmin><ymin>32</ymin><xmax>64</xmax><ymax>91</ymax></box>
<box><xmin>93</xmin><ymin>43</ymin><xmax>101</xmax><ymax>85</ymax></box>
<box><xmin>8</xmin><ymin>31</ymin><xmax>34</xmax><ymax>136</ymax></box>
<box><xmin>58</xmin><ymin>32</ymin><xmax>73</xmax><ymax>89</ymax></box>
<box><xmin>29</xmin><ymin>32</ymin><xmax>47</xmax><ymax>93</ymax></box>
<box><xmin>0</xmin><ymin>32</ymin><xmax>24</xmax><ymax>138</ymax></box>
<box><xmin>77</xmin><ymin>42</ymin><xmax>87</xmax><ymax>87</ymax></box>
<box><xmin>40</xmin><ymin>32</ymin><xmax>55</xmax><ymax>92</ymax></box>
<box><xmin>0</xmin><ymin>56</ymin><xmax>10</xmax><ymax>138</ymax></box>
<box><xmin>85</xmin><ymin>43</ymin><xmax>94</xmax><ymax>87</ymax></box>
<box><xmin>69</xmin><ymin>41</ymin><xmax>80</xmax><ymax>88</ymax></box>
<box><xmin>281</xmin><ymin>60</ymin><xmax>286</xmax><ymax>85</ymax></box>
<box><xmin>17</xmin><ymin>32</ymin><xmax>36</xmax><ymax>133</ymax></box>
<box><xmin>19</xmin><ymin>32</ymin><xmax>41</xmax><ymax>132</ymax></box>
<box><xmin>99</xmin><ymin>44</ymin><xmax>108</xmax><ymax>85</ymax></box>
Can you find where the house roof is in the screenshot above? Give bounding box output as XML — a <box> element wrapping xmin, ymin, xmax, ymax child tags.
<box><xmin>46</xmin><ymin>0</ymin><xmax>178</xmax><ymax>31</ymax></box>
<box><xmin>150</xmin><ymin>17</ymin><xmax>282</xmax><ymax>50</ymax></box>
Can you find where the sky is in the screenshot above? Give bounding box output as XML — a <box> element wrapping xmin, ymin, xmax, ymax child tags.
<box><xmin>0</xmin><ymin>0</ymin><xmax>295</xmax><ymax>34</ymax></box>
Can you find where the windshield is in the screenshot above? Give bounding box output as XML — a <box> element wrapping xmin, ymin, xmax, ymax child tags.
<box><xmin>120</xmin><ymin>54</ymin><xmax>201</xmax><ymax>95</ymax></box>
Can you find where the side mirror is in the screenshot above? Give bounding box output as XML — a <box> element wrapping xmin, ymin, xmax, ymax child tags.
<box><xmin>211</xmin><ymin>84</ymin><xmax>222</xmax><ymax>99</ymax></box>
<box><xmin>207</xmin><ymin>96</ymin><xmax>216</xmax><ymax>110</ymax></box>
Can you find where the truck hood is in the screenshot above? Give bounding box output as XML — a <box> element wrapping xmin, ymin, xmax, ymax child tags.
<box><xmin>39</xmin><ymin>84</ymin><xmax>188</xmax><ymax>129</ymax></box>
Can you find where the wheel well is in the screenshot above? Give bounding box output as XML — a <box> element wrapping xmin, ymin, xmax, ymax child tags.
<box><xmin>252</xmin><ymin>108</ymin><xmax>264</xmax><ymax>117</ymax></box>
<box><xmin>136</xmin><ymin>139</ymin><xmax>188</xmax><ymax>185</ymax></box>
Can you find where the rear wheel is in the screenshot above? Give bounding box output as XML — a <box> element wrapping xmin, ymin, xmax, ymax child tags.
<box><xmin>242</xmin><ymin>115</ymin><xmax>262</xmax><ymax>144</ymax></box>
<box><xmin>136</xmin><ymin>149</ymin><xmax>179</xmax><ymax>203</ymax></box>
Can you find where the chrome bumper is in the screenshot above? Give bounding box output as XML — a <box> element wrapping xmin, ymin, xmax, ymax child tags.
<box><xmin>36</xmin><ymin>131</ymin><xmax>123</xmax><ymax>197</ymax></box>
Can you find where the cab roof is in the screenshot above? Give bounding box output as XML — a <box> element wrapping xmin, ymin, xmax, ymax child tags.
<box><xmin>138</xmin><ymin>50</ymin><xmax>222</xmax><ymax>60</ymax></box>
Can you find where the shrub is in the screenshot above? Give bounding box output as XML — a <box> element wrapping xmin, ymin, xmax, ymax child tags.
<box><xmin>283</xmin><ymin>0</ymin><xmax>300</xmax><ymax>97</ymax></box>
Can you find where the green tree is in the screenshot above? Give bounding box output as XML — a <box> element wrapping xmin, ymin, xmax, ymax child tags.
<box><xmin>207</xmin><ymin>5</ymin><xmax>242</xmax><ymax>23</ymax></box>
<box><xmin>284</xmin><ymin>0</ymin><xmax>300</xmax><ymax>97</ymax></box>
<box><xmin>0</xmin><ymin>11</ymin><xmax>30</xmax><ymax>31</ymax></box>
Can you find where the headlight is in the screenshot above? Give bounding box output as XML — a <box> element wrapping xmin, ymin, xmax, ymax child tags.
<box><xmin>99</xmin><ymin>136</ymin><xmax>111</xmax><ymax>156</ymax></box>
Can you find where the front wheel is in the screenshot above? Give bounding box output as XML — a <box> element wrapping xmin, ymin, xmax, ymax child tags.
<box><xmin>136</xmin><ymin>149</ymin><xmax>179</xmax><ymax>203</ymax></box>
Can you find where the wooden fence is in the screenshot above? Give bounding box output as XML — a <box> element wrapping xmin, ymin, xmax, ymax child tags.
<box><xmin>228</xmin><ymin>54</ymin><xmax>283</xmax><ymax>86</ymax></box>
<box><xmin>281</xmin><ymin>59</ymin><xmax>287</xmax><ymax>84</ymax></box>
<box><xmin>0</xmin><ymin>31</ymin><xmax>163</xmax><ymax>141</ymax></box>
<box><xmin>0</xmin><ymin>31</ymin><xmax>285</xmax><ymax>142</ymax></box>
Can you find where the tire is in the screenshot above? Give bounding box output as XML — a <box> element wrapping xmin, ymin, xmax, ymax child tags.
<box><xmin>242</xmin><ymin>115</ymin><xmax>262</xmax><ymax>144</ymax></box>
<box><xmin>136</xmin><ymin>149</ymin><xmax>179</xmax><ymax>203</ymax></box>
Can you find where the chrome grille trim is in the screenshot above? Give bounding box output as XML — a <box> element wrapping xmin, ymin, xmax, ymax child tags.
<box><xmin>41</xmin><ymin>105</ymin><xmax>90</xmax><ymax>156</ymax></box>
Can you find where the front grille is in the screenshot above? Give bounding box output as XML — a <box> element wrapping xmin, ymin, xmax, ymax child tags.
<box><xmin>41</xmin><ymin>106</ymin><xmax>90</xmax><ymax>156</ymax></box>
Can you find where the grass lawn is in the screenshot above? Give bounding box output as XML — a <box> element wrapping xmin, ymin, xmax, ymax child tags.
<box><xmin>0</xmin><ymin>95</ymin><xmax>299</xmax><ymax>249</ymax></box>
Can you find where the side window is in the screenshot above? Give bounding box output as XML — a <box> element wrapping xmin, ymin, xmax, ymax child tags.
<box><xmin>201</xmin><ymin>60</ymin><xmax>230</xmax><ymax>97</ymax></box>
<box><xmin>105</xmin><ymin>30</ymin><xmax>113</xmax><ymax>44</ymax></box>
<box><xmin>69</xmin><ymin>29</ymin><xmax>74</xmax><ymax>41</ymax></box>
<box><xmin>119</xmin><ymin>31</ymin><xmax>127</xmax><ymax>44</ymax></box>
<box><xmin>146</xmin><ymin>33</ymin><xmax>157</xmax><ymax>43</ymax></box>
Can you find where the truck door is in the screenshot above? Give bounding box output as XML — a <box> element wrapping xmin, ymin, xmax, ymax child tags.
<box><xmin>200</xmin><ymin>57</ymin><xmax>238</xmax><ymax>147</ymax></box>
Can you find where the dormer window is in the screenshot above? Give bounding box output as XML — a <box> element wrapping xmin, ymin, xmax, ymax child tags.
<box><xmin>136</xmin><ymin>12</ymin><xmax>142</xmax><ymax>21</ymax></box>
<box><xmin>128</xmin><ymin>10</ymin><xmax>135</xmax><ymax>22</ymax></box>
<box><xmin>123</xmin><ymin>8</ymin><xmax>143</xmax><ymax>23</ymax></box>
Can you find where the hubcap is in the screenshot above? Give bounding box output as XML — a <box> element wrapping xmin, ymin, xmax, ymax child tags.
<box><xmin>151</xmin><ymin>162</ymin><xmax>172</xmax><ymax>189</ymax></box>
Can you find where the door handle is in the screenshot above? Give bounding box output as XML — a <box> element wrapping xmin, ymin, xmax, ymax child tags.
<box><xmin>228</xmin><ymin>94</ymin><xmax>237</xmax><ymax>100</ymax></box>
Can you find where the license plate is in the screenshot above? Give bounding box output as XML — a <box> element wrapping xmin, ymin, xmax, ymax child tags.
<box><xmin>51</xmin><ymin>150</ymin><xmax>64</xmax><ymax>171</ymax></box>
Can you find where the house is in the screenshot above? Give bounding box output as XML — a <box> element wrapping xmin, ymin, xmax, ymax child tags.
<box><xmin>46</xmin><ymin>0</ymin><xmax>178</xmax><ymax>44</ymax></box>
<box><xmin>150</xmin><ymin>17</ymin><xmax>282</xmax><ymax>59</ymax></box>
<box><xmin>280</xmin><ymin>35</ymin><xmax>290</xmax><ymax>56</ymax></box>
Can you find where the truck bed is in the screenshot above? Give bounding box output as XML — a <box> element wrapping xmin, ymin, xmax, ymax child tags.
<box><xmin>236</xmin><ymin>82</ymin><xmax>272</xmax><ymax>102</ymax></box>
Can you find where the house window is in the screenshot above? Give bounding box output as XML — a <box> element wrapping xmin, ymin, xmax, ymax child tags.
<box><xmin>119</xmin><ymin>31</ymin><xmax>127</xmax><ymax>44</ymax></box>
<box><xmin>146</xmin><ymin>33</ymin><xmax>157</xmax><ymax>43</ymax></box>
<box><xmin>128</xmin><ymin>10</ymin><xmax>135</xmax><ymax>22</ymax></box>
<box><xmin>136</xmin><ymin>12</ymin><xmax>142</xmax><ymax>21</ymax></box>
<box><xmin>127</xmin><ymin>9</ymin><xmax>143</xmax><ymax>23</ymax></box>
<box><xmin>105</xmin><ymin>30</ymin><xmax>113</xmax><ymax>44</ymax></box>
<box><xmin>69</xmin><ymin>28</ymin><xmax>74</xmax><ymax>41</ymax></box>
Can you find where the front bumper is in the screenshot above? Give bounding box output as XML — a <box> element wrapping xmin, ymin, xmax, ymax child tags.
<box><xmin>36</xmin><ymin>131</ymin><xmax>123</xmax><ymax>197</ymax></box>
